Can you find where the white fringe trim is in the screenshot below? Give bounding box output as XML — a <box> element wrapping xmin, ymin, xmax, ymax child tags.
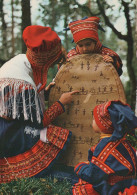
<box><xmin>0</xmin><ymin>78</ymin><xmax>43</xmax><ymax>123</ymax></box>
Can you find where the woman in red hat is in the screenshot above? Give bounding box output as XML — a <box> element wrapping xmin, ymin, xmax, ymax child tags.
<box><xmin>0</xmin><ymin>25</ymin><xmax>78</xmax><ymax>183</ymax></box>
<box><xmin>72</xmin><ymin>100</ymin><xmax>137</xmax><ymax>195</ymax></box>
<box><xmin>66</xmin><ymin>16</ymin><xmax>123</xmax><ymax>76</ymax></box>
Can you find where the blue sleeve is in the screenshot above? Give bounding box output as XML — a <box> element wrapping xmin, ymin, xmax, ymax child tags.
<box><xmin>88</xmin><ymin>148</ymin><xmax>93</xmax><ymax>161</ymax></box>
<box><xmin>74</xmin><ymin>161</ymin><xmax>108</xmax><ymax>184</ymax></box>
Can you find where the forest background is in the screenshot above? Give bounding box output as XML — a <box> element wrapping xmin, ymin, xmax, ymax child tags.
<box><xmin>0</xmin><ymin>0</ymin><xmax>136</xmax><ymax>109</ymax></box>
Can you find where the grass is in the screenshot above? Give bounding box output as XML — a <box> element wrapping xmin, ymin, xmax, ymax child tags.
<box><xmin>0</xmin><ymin>177</ymin><xmax>72</xmax><ymax>195</ymax></box>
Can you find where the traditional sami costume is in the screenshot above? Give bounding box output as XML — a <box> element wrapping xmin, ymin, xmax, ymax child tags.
<box><xmin>66</xmin><ymin>17</ymin><xmax>123</xmax><ymax>76</ymax></box>
<box><xmin>72</xmin><ymin>101</ymin><xmax>137</xmax><ymax>195</ymax></box>
<box><xmin>0</xmin><ymin>26</ymin><xmax>71</xmax><ymax>183</ymax></box>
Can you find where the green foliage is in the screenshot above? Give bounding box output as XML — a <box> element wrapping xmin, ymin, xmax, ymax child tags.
<box><xmin>124</xmin><ymin>81</ymin><xmax>132</xmax><ymax>105</ymax></box>
<box><xmin>0</xmin><ymin>177</ymin><xmax>72</xmax><ymax>195</ymax></box>
<box><xmin>126</xmin><ymin>129</ymin><xmax>137</xmax><ymax>149</ymax></box>
<box><xmin>47</xmin><ymin>65</ymin><xmax>58</xmax><ymax>85</ymax></box>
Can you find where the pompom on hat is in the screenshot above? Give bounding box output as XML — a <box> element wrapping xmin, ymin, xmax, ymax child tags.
<box><xmin>93</xmin><ymin>100</ymin><xmax>137</xmax><ymax>141</ymax></box>
<box><xmin>23</xmin><ymin>25</ymin><xmax>62</xmax><ymax>92</ymax></box>
<box><xmin>68</xmin><ymin>16</ymin><xmax>100</xmax><ymax>43</ymax></box>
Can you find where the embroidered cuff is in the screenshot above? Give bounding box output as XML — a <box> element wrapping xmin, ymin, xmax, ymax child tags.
<box><xmin>57</xmin><ymin>100</ymin><xmax>65</xmax><ymax>112</ymax></box>
<box><xmin>43</xmin><ymin>101</ymin><xmax>65</xmax><ymax>127</ymax></box>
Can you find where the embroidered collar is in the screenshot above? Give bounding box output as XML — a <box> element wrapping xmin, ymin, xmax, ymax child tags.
<box><xmin>100</xmin><ymin>133</ymin><xmax>112</xmax><ymax>139</ymax></box>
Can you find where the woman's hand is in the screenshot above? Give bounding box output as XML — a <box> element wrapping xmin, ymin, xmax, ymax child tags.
<box><xmin>59</xmin><ymin>90</ymin><xmax>79</xmax><ymax>105</ymax></box>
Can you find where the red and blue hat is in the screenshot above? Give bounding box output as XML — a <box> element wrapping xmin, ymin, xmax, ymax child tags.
<box><xmin>93</xmin><ymin>100</ymin><xmax>137</xmax><ymax>140</ymax></box>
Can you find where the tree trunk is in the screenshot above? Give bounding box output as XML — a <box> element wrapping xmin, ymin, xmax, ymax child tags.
<box><xmin>135</xmin><ymin>82</ymin><xmax>137</xmax><ymax>116</ymax></box>
<box><xmin>126</xmin><ymin>38</ymin><xmax>136</xmax><ymax>109</ymax></box>
<box><xmin>96</xmin><ymin>0</ymin><xmax>136</xmax><ymax>109</ymax></box>
<box><xmin>121</xmin><ymin>0</ymin><xmax>136</xmax><ymax>109</ymax></box>
<box><xmin>50</xmin><ymin>0</ymin><xmax>57</xmax><ymax>30</ymax></box>
<box><xmin>11</xmin><ymin>0</ymin><xmax>15</xmax><ymax>57</ymax></box>
<box><xmin>135</xmin><ymin>1</ymin><xmax>137</xmax><ymax>116</ymax></box>
<box><xmin>0</xmin><ymin>0</ymin><xmax>8</xmax><ymax>61</ymax></box>
<box><xmin>64</xmin><ymin>16</ymin><xmax>69</xmax><ymax>52</ymax></box>
<box><xmin>21</xmin><ymin>0</ymin><xmax>31</xmax><ymax>53</ymax></box>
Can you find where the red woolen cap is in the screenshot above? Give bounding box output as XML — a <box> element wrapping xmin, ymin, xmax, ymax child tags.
<box><xmin>23</xmin><ymin>25</ymin><xmax>61</xmax><ymax>52</ymax></box>
<box><xmin>68</xmin><ymin>16</ymin><xmax>100</xmax><ymax>43</ymax></box>
<box><xmin>22</xmin><ymin>25</ymin><xmax>62</xmax><ymax>91</ymax></box>
<box><xmin>93</xmin><ymin>101</ymin><xmax>114</xmax><ymax>133</ymax></box>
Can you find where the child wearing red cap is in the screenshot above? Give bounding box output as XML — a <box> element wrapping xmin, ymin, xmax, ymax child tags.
<box><xmin>72</xmin><ymin>100</ymin><xmax>137</xmax><ymax>195</ymax></box>
<box><xmin>0</xmin><ymin>25</ymin><xmax>78</xmax><ymax>183</ymax></box>
<box><xmin>66</xmin><ymin>17</ymin><xmax>123</xmax><ymax>76</ymax></box>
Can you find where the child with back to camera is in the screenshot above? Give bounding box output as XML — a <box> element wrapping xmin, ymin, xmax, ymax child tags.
<box><xmin>65</xmin><ymin>16</ymin><xmax>123</xmax><ymax>76</ymax></box>
<box><xmin>72</xmin><ymin>100</ymin><xmax>137</xmax><ymax>195</ymax></box>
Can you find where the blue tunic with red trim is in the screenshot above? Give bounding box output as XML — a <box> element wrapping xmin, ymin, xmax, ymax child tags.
<box><xmin>0</xmin><ymin>55</ymin><xmax>71</xmax><ymax>183</ymax></box>
<box><xmin>74</xmin><ymin>137</ymin><xmax>137</xmax><ymax>194</ymax></box>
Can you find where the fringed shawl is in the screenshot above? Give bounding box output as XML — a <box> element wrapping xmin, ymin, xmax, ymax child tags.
<box><xmin>0</xmin><ymin>54</ymin><xmax>43</xmax><ymax>123</ymax></box>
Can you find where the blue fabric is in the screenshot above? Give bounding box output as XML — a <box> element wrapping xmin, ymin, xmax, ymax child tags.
<box><xmin>75</xmin><ymin>161</ymin><xmax>108</xmax><ymax>186</ymax></box>
<box><xmin>74</xmin><ymin>137</ymin><xmax>137</xmax><ymax>194</ymax></box>
<box><xmin>0</xmin><ymin>117</ymin><xmax>39</xmax><ymax>158</ymax></box>
<box><xmin>93</xmin><ymin>179</ymin><xmax>137</xmax><ymax>195</ymax></box>
<box><xmin>108</xmin><ymin>179</ymin><xmax>137</xmax><ymax>195</ymax></box>
<box><xmin>108</xmin><ymin>101</ymin><xmax>137</xmax><ymax>141</ymax></box>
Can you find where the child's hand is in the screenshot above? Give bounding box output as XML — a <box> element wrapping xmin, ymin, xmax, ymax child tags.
<box><xmin>103</xmin><ymin>55</ymin><xmax>113</xmax><ymax>63</ymax></box>
<box><xmin>66</xmin><ymin>58</ymin><xmax>70</xmax><ymax>62</ymax></box>
<box><xmin>45</xmin><ymin>81</ymin><xmax>55</xmax><ymax>92</ymax></box>
<box><xmin>44</xmin><ymin>81</ymin><xmax>55</xmax><ymax>100</ymax></box>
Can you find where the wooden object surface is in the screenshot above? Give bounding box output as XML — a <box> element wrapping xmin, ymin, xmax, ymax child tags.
<box><xmin>49</xmin><ymin>54</ymin><xmax>126</xmax><ymax>166</ymax></box>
